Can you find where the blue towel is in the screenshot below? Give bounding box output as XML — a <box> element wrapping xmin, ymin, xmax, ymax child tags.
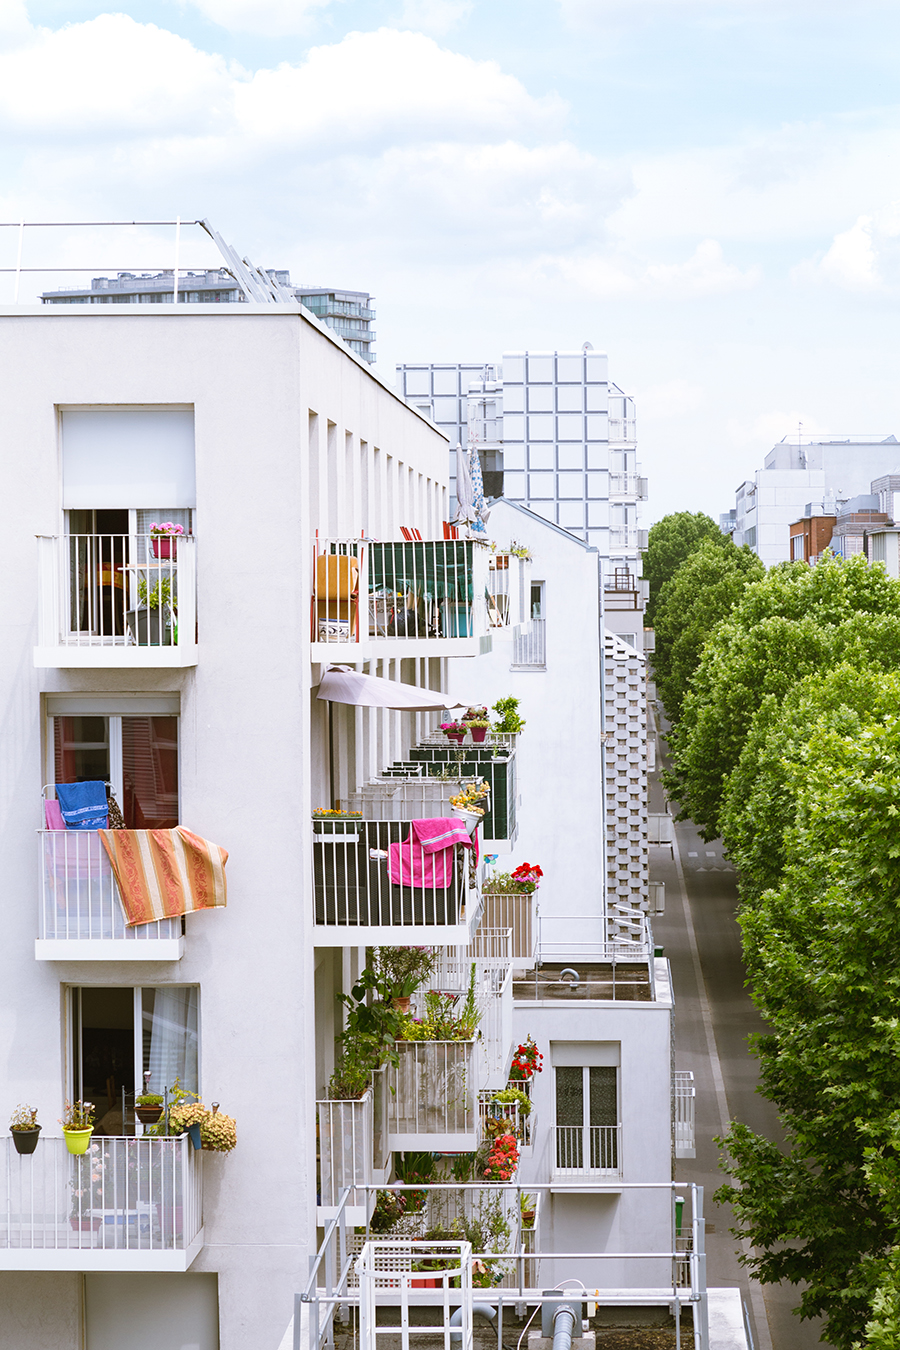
<box><xmin>55</xmin><ymin>781</ymin><xmax>109</xmax><ymax>831</ymax></box>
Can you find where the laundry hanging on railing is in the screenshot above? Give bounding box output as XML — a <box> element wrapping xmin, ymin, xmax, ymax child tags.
<box><xmin>55</xmin><ymin>780</ymin><xmax>108</xmax><ymax>830</ymax></box>
<box><xmin>99</xmin><ymin>827</ymin><xmax>228</xmax><ymax>926</ymax></box>
<box><xmin>387</xmin><ymin>817</ymin><xmax>473</xmax><ymax>889</ymax></box>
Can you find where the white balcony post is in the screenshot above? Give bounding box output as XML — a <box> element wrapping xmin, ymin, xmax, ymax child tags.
<box><xmin>177</xmin><ymin>536</ymin><xmax>196</xmax><ymax>651</ymax></box>
<box><xmin>36</xmin><ymin>535</ymin><xmax>59</xmax><ymax>648</ymax></box>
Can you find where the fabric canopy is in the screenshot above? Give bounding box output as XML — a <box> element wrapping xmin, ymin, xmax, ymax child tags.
<box><xmin>316</xmin><ymin>665</ymin><xmax>466</xmax><ymax>711</ymax></box>
<box><xmin>454</xmin><ymin>442</ymin><xmax>476</xmax><ymax>524</ymax></box>
<box><xmin>368</xmin><ymin>539</ymin><xmax>473</xmax><ymax>602</ymax></box>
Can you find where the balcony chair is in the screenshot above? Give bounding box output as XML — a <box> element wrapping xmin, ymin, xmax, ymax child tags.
<box><xmin>312</xmin><ymin>553</ymin><xmax>359</xmax><ymax>643</ymax></box>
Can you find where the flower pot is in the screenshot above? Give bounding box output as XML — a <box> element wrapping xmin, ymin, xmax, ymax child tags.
<box><xmin>444</xmin><ymin>732</ymin><xmax>465</xmax><ymax>745</ymax></box>
<box><xmin>151</xmin><ymin>535</ymin><xmax>177</xmax><ymax>559</ymax></box>
<box><xmin>126</xmin><ymin>607</ymin><xmax>173</xmax><ymax>647</ymax></box>
<box><xmin>470</xmin><ymin>727</ymin><xmax>487</xmax><ymax>744</ymax></box>
<box><xmin>411</xmin><ymin>1277</ymin><xmax>439</xmax><ymax>1288</ymax></box>
<box><xmin>451</xmin><ymin>807</ymin><xmax>483</xmax><ymax>836</ymax></box>
<box><xmin>188</xmin><ymin>1123</ymin><xmax>202</xmax><ymax>1150</ymax></box>
<box><xmin>135</xmin><ymin>1105</ymin><xmax>163</xmax><ymax>1125</ymax></box>
<box><xmin>521</xmin><ymin>1210</ymin><xmax>535</xmax><ymax>1227</ymax></box>
<box><xmin>11</xmin><ymin>1126</ymin><xmax>40</xmax><ymax>1155</ymax></box>
<box><xmin>63</xmin><ymin>1127</ymin><xmax>93</xmax><ymax>1155</ymax></box>
<box><xmin>69</xmin><ymin>1215</ymin><xmax>102</xmax><ymax>1232</ymax></box>
<box><xmin>392</xmin><ymin>996</ymin><xmax>412</xmax><ymax>1014</ymax></box>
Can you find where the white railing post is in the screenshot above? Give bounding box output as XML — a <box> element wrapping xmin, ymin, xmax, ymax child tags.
<box><xmin>36</xmin><ymin>535</ymin><xmax>59</xmax><ymax>648</ymax></box>
<box><xmin>177</xmin><ymin>536</ymin><xmax>197</xmax><ymax>652</ymax></box>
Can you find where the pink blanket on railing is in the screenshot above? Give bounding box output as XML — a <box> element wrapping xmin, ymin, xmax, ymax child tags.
<box><xmin>99</xmin><ymin>827</ymin><xmax>228</xmax><ymax>926</ymax></box>
<box><xmin>387</xmin><ymin>817</ymin><xmax>473</xmax><ymax>889</ymax></box>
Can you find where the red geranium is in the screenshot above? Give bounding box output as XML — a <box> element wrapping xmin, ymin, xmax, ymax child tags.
<box><xmin>509</xmin><ymin>1035</ymin><xmax>543</xmax><ymax>1081</ymax></box>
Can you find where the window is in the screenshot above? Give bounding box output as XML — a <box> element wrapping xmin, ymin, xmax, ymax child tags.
<box><xmin>70</xmin><ymin>985</ymin><xmax>198</xmax><ymax>1133</ymax></box>
<box><xmin>47</xmin><ymin>695</ymin><xmax>179</xmax><ymax>828</ymax></box>
<box><xmin>555</xmin><ymin>1065</ymin><xmax>618</xmax><ymax>1170</ymax></box>
<box><xmin>791</xmin><ymin>533</ymin><xmax>807</xmax><ymax>561</ymax></box>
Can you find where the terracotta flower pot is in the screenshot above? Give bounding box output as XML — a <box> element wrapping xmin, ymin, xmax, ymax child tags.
<box><xmin>135</xmin><ymin>1105</ymin><xmax>163</xmax><ymax>1125</ymax></box>
<box><xmin>392</xmin><ymin>996</ymin><xmax>412</xmax><ymax>1014</ymax></box>
<box><xmin>69</xmin><ymin>1216</ymin><xmax>101</xmax><ymax>1232</ymax></box>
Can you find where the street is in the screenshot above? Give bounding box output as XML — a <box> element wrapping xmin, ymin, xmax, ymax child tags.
<box><xmin>650</xmin><ymin>717</ymin><xmax>825</xmax><ymax>1350</ymax></box>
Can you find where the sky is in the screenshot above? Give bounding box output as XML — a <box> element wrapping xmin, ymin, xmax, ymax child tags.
<box><xmin>2</xmin><ymin>0</ymin><xmax>900</xmax><ymax>523</ymax></box>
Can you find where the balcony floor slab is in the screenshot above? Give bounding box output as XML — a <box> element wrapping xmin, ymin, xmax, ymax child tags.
<box><xmin>35</xmin><ymin>938</ymin><xmax>185</xmax><ymax>961</ymax></box>
<box><xmin>34</xmin><ymin>645</ymin><xmax>198</xmax><ymax>669</ymax></box>
<box><xmin>0</xmin><ymin>1228</ymin><xmax>203</xmax><ymax>1272</ymax></box>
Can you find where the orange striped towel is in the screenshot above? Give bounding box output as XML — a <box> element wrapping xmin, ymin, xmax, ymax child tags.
<box><xmin>99</xmin><ymin>828</ymin><xmax>228</xmax><ymax>926</ymax></box>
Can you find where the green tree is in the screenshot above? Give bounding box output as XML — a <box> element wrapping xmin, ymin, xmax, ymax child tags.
<box><xmin>721</xmin><ymin>664</ymin><xmax>900</xmax><ymax>902</ymax></box>
<box><xmin>652</xmin><ymin>537</ymin><xmax>763</xmax><ymax>724</ymax></box>
<box><xmin>717</xmin><ymin>697</ymin><xmax>900</xmax><ymax>1348</ymax></box>
<box><xmin>664</xmin><ymin>555</ymin><xmax>900</xmax><ymax>838</ymax></box>
<box><xmin>641</xmin><ymin>511</ymin><xmax>728</xmax><ymax>625</ymax></box>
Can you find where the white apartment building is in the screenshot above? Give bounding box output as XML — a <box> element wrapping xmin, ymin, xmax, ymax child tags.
<box><xmin>0</xmin><ymin>242</ymin><xmax>711</xmax><ymax>1350</ymax></box>
<box><xmin>733</xmin><ymin>434</ymin><xmax>900</xmax><ymax>567</ymax></box>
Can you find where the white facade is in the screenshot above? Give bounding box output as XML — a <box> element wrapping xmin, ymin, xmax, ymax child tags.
<box><xmin>733</xmin><ymin>435</ymin><xmax>900</xmax><ymax>567</ymax></box>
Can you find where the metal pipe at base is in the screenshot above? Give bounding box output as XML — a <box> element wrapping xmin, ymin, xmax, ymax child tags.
<box><xmin>551</xmin><ymin>1306</ymin><xmax>577</xmax><ymax>1350</ymax></box>
<box><xmin>449</xmin><ymin>1305</ymin><xmax>498</xmax><ymax>1341</ymax></box>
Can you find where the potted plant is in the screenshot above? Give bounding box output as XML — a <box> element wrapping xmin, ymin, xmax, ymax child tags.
<box><xmin>312</xmin><ymin>807</ymin><xmax>363</xmax><ymax>836</ymax></box>
<box><xmin>10</xmin><ymin>1104</ymin><xmax>41</xmax><ymax>1155</ymax></box>
<box><xmin>127</xmin><ymin>575</ymin><xmax>174</xmax><ymax>647</ymax></box>
<box><xmin>519</xmin><ymin>1192</ymin><xmax>537</xmax><ymax>1229</ymax></box>
<box><xmin>449</xmin><ymin>779</ymin><xmax>489</xmax><ymax>831</ymax></box>
<box><xmin>466</xmin><ymin>718</ymin><xmax>491</xmax><ymax>744</ymax></box>
<box><xmin>200</xmin><ymin>1103</ymin><xmax>237</xmax><ymax>1152</ymax></box>
<box><xmin>508</xmin><ymin>1035</ymin><xmax>543</xmax><ymax>1083</ymax></box>
<box><xmin>373</xmin><ymin>946</ymin><xmax>437</xmax><ymax>1014</ymax></box>
<box><xmin>135</xmin><ymin>1093</ymin><xmax>164</xmax><ymax>1125</ymax></box>
<box><xmin>492</xmin><ymin>697</ymin><xmax>525</xmax><ymax>734</ymax></box>
<box><xmin>149</xmin><ymin>521</ymin><xmax>184</xmax><ymax>559</ymax></box>
<box><xmin>440</xmin><ymin>720</ymin><xmax>466</xmax><ymax>745</ymax></box>
<box><xmin>484</xmin><ymin>863</ymin><xmax>543</xmax><ymax>898</ymax></box>
<box><xmin>60</xmin><ymin>1099</ymin><xmax>95</xmax><ymax>1155</ymax></box>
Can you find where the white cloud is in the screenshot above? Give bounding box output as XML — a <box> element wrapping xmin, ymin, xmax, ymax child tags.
<box><xmin>792</xmin><ymin>205</ymin><xmax>900</xmax><ymax>291</ymax></box>
<box><xmin>183</xmin><ymin>0</ymin><xmax>334</xmax><ymax>36</ymax></box>
<box><xmin>537</xmin><ymin>238</ymin><xmax>759</xmax><ymax>300</ymax></box>
<box><xmin>637</xmin><ymin>379</ymin><xmax>705</xmax><ymax>418</ymax></box>
<box><xmin>725</xmin><ymin>410</ymin><xmax>829</xmax><ymax>450</ymax></box>
<box><xmin>397</xmin><ymin>0</ymin><xmax>474</xmax><ymax>35</ymax></box>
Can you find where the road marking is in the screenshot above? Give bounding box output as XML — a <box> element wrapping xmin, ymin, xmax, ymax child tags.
<box><xmin>705</xmin><ymin>850</ymin><xmax>716</xmax><ymax>857</ymax></box>
<box><xmin>688</xmin><ymin>851</ymin><xmax>698</xmax><ymax>857</ymax></box>
<box><xmin>671</xmin><ymin>822</ymin><xmax>774</xmax><ymax>1350</ymax></box>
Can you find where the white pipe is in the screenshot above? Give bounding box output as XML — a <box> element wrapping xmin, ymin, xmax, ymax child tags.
<box><xmin>449</xmin><ymin>1305</ymin><xmax>496</xmax><ymax>1341</ymax></box>
<box><xmin>552</xmin><ymin>1306</ymin><xmax>577</xmax><ymax>1350</ymax></box>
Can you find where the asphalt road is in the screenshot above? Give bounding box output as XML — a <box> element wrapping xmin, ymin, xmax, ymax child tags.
<box><xmin>649</xmin><ymin>715</ymin><xmax>826</xmax><ymax>1350</ymax></box>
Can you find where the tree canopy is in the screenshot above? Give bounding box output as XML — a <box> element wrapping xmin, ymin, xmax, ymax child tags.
<box><xmin>663</xmin><ymin>555</ymin><xmax>900</xmax><ymax>838</ymax></box>
<box><xmin>641</xmin><ymin>511</ymin><xmax>729</xmax><ymax>626</ymax></box>
<box><xmin>651</xmin><ymin>537</ymin><xmax>764</xmax><ymax>724</ymax></box>
<box><xmin>716</xmin><ymin>676</ymin><xmax>900</xmax><ymax>1347</ymax></box>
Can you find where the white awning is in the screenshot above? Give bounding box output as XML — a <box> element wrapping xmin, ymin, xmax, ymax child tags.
<box><xmin>315</xmin><ymin>665</ymin><xmax>465</xmax><ymax>711</ymax></box>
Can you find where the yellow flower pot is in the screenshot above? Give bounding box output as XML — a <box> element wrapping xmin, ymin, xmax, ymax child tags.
<box><xmin>63</xmin><ymin>1127</ymin><xmax>93</xmax><ymax>1155</ymax></box>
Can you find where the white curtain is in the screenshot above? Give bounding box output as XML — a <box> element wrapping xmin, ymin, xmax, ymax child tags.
<box><xmin>143</xmin><ymin>986</ymin><xmax>199</xmax><ymax>1096</ymax></box>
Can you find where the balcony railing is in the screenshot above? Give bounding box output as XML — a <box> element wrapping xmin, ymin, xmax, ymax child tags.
<box><xmin>609</xmin><ymin>473</ymin><xmax>647</xmax><ymax>499</ymax></box>
<box><xmin>608</xmin><ymin>417</ymin><xmax>637</xmax><ymax>443</ymax></box>
<box><xmin>311</xmin><ymin>538</ymin><xmax>489</xmax><ymax>655</ymax></box>
<box><xmin>480</xmin><ymin>890</ymin><xmax>536</xmax><ymax>964</ymax></box>
<box><xmin>609</xmin><ymin>527</ymin><xmax>648</xmax><ymax>554</ymax></box>
<box><xmin>674</xmin><ymin>1071</ymin><xmax>696</xmax><ymax>1159</ymax></box>
<box><xmin>554</xmin><ymin>1125</ymin><xmax>622</xmax><ymax>1177</ymax></box>
<box><xmin>512</xmin><ymin>618</ymin><xmax>546</xmax><ymax>668</ymax></box>
<box><xmin>37</xmin><ymin>831</ymin><xmax>184</xmax><ymax>960</ymax></box>
<box><xmin>487</xmin><ymin>555</ymin><xmax>532</xmax><ymax>628</ymax></box>
<box><xmin>345</xmin><ymin>759</ymin><xmax>517</xmax><ymax>850</ymax></box>
<box><xmin>386</xmin><ymin>1041</ymin><xmax>477</xmax><ymax>1150</ymax></box>
<box><xmin>35</xmin><ymin>534</ymin><xmax>197</xmax><ymax>667</ymax></box>
<box><xmin>0</xmin><ymin>1135</ymin><xmax>202</xmax><ymax>1271</ymax></box>
<box><xmin>427</xmin><ymin>929</ymin><xmax>514</xmax><ymax>1091</ymax></box>
<box><xmin>312</xmin><ymin>818</ymin><xmax>481</xmax><ymax>945</ymax></box>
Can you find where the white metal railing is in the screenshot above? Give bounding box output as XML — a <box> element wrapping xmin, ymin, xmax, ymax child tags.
<box><xmin>358</xmin><ymin>1240</ymin><xmax>474</xmax><ymax>1350</ymax></box>
<box><xmin>312</xmin><ymin>818</ymin><xmax>479</xmax><ymax>932</ymax></box>
<box><xmin>675</xmin><ymin>1071</ymin><xmax>695</xmax><ymax>1157</ymax></box>
<box><xmin>427</xmin><ymin>931</ymin><xmax>514</xmax><ymax>1090</ymax></box>
<box><xmin>608</xmin><ymin>417</ymin><xmax>637</xmax><ymax>442</ymax></box>
<box><xmin>345</xmin><ymin>778</ymin><xmax>483</xmax><ymax>821</ymax></box>
<box><xmin>537</xmin><ymin>917</ymin><xmax>655</xmax><ymax>964</ymax></box>
<box><xmin>609</xmin><ymin>473</ymin><xmax>641</xmax><ymax>497</ymax></box>
<box><xmin>512</xmin><ymin>618</ymin><xmax>545</xmax><ymax>667</ymax></box>
<box><xmin>386</xmin><ymin>1042</ymin><xmax>476</xmax><ymax>1146</ymax></box>
<box><xmin>480</xmin><ymin>890</ymin><xmax>536</xmax><ymax>962</ymax></box>
<box><xmin>0</xmin><ymin>1135</ymin><xmax>201</xmax><ymax>1253</ymax></box>
<box><xmin>297</xmin><ymin>1182</ymin><xmax>709</xmax><ymax>1350</ymax></box>
<box><xmin>609</xmin><ymin>527</ymin><xmax>640</xmax><ymax>553</ymax></box>
<box><xmin>554</xmin><ymin>1125</ymin><xmax>622</xmax><ymax>1177</ymax></box>
<box><xmin>311</xmin><ymin>538</ymin><xmax>486</xmax><ymax>645</ymax></box>
<box><xmin>39</xmin><ymin>830</ymin><xmax>183</xmax><ymax>945</ymax></box>
<box><xmin>317</xmin><ymin>1091</ymin><xmax>374</xmax><ymax>1214</ymax></box>
<box><xmin>487</xmin><ymin>555</ymin><xmax>531</xmax><ymax>628</ymax></box>
<box><xmin>36</xmin><ymin>534</ymin><xmax>196</xmax><ymax>651</ymax></box>
<box><xmin>419</xmin><ymin>728</ymin><xmax>519</xmax><ymax>753</ymax></box>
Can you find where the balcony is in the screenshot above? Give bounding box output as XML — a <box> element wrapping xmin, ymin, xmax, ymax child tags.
<box><xmin>37</xmin><ymin>831</ymin><xmax>184</xmax><ymax>961</ymax></box>
<box><xmin>312</xmin><ymin>818</ymin><xmax>481</xmax><ymax>946</ymax></box>
<box><xmin>674</xmin><ymin>1070</ymin><xmax>696</xmax><ymax>1159</ymax></box>
<box><xmin>428</xmin><ymin>928</ymin><xmax>514</xmax><ymax>1091</ymax></box>
<box><xmin>317</xmin><ymin>1077</ymin><xmax>390</xmax><ymax>1226</ymax></box>
<box><xmin>608</xmin><ymin>473</ymin><xmax>647</xmax><ymax>500</ymax></box>
<box><xmin>310</xmin><ymin>539</ymin><xmax>490</xmax><ymax>660</ymax></box>
<box><xmin>385</xmin><ymin>1041</ymin><xmax>478</xmax><ymax>1150</ymax></box>
<box><xmin>479</xmin><ymin>889</ymin><xmax>537</xmax><ymax>965</ymax></box>
<box><xmin>34</xmin><ymin>534</ymin><xmax>197</xmax><ymax>668</ymax></box>
<box><xmin>609</xmin><ymin>528</ymin><xmax>648</xmax><ymax>555</ymax></box>
<box><xmin>0</xmin><ymin>1135</ymin><xmax>202</xmax><ymax>1271</ymax></box>
<box><xmin>554</xmin><ymin>1124</ymin><xmax>622</xmax><ymax>1179</ymax></box>
<box><xmin>487</xmin><ymin>554</ymin><xmax>532</xmax><ymax>630</ymax></box>
<box><xmin>608</xmin><ymin>417</ymin><xmax>637</xmax><ymax>444</ymax></box>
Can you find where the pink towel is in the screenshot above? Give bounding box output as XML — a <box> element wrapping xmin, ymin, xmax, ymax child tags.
<box><xmin>387</xmin><ymin>816</ymin><xmax>472</xmax><ymax>889</ymax></box>
<box><xmin>44</xmin><ymin>800</ymin><xmax>67</xmax><ymax>831</ymax></box>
